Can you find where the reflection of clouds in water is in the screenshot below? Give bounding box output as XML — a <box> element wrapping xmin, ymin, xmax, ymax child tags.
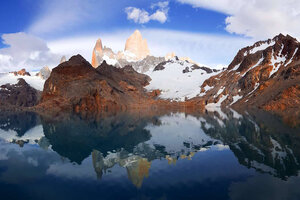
<box><xmin>46</xmin><ymin>156</ymin><xmax>97</xmax><ymax>180</ymax></box>
<box><xmin>0</xmin><ymin>125</ymin><xmax>44</xmax><ymax>144</ymax></box>
<box><xmin>145</xmin><ymin>113</ymin><xmax>222</xmax><ymax>154</ymax></box>
<box><xmin>27</xmin><ymin>157</ymin><xmax>39</xmax><ymax>167</ymax></box>
<box><xmin>0</xmin><ymin>110</ymin><xmax>298</xmax><ymax>198</ymax></box>
<box><xmin>229</xmin><ymin>173</ymin><xmax>300</xmax><ymax>200</ymax></box>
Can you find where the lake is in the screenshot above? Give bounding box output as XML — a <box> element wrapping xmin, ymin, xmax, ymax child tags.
<box><xmin>0</xmin><ymin>108</ymin><xmax>299</xmax><ymax>200</ymax></box>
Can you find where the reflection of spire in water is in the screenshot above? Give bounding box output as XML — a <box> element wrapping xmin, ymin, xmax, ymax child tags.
<box><xmin>91</xmin><ymin>150</ymin><xmax>152</xmax><ymax>188</ymax></box>
<box><xmin>166</xmin><ymin>155</ymin><xmax>177</xmax><ymax>165</ymax></box>
<box><xmin>166</xmin><ymin>152</ymin><xmax>196</xmax><ymax>165</ymax></box>
<box><xmin>181</xmin><ymin>152</ymin><xmax>196</xmax><ymax>161</ymax></box>
<box><xmin>125</xmin><ymin>157</ymin><xmax>151</xmax><ymax>188</ymax></box>
<box><xmin>92</xmin><ymin>150</ymin><xmax>105</xmax><ymax>180</ymax></box>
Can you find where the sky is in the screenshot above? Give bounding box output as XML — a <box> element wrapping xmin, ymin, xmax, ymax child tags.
<box><xmin>1</xmin><ymin>0</ymin><xmax>300</xmax><ymax>72</ymax></box>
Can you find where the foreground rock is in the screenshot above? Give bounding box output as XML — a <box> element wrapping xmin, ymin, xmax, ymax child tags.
<box><xmin>36</xmin><ymin>55</ymin><xmax>157</xmax><ymax>112</ymax></box>
<box><xmin>199</xmin><ymin>34</ymin><xmax>300</xmax><ymax>117</ymax></box>
<box><xmin>0</xmin><ymin>78</ymin><xmax>40</xmax><ymax>109</ymax></box>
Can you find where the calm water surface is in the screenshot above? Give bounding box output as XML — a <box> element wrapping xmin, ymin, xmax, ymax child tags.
<box><xmin>0</xmin><ymin>109</ymin><xmax>299</xmax><ymax>200</ymax></box>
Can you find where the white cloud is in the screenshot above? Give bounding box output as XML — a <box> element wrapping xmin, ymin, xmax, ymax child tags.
<box><xmin>47</xmin><ymin>29</ymin><xmax>253</xmax><ymax>68</ymax></box>
<box><xmin>177</xmin><ymin>0</ymin><xmax>300</xmax><ymax>40</ymax></box>
<box><xmin>125</xmin><ymin>1</ymin><xmax>169</xmax><ymax>24</ymax></box>
<box><xmin>0</xmin><ymin>32</ymin><xmax>61</xmax><ymax>72</ymax></box>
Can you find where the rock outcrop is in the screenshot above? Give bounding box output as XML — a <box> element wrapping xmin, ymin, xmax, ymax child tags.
<box><xmin>36</xmin><ymin>66</ymin><xmax>51</xmax><ymax>80</ymax></box>
<box><xmin>91</xmin><ymin>39</ymin><xmax>104</xmax><ymax>68</ymax></box>
<box><xmin>0</xmin><ymin>78</ymin><xmax>40</xmax><ymax>108</ymax></box>
<box><xmin>124</xmin><ymin>30</ymin><xmax>150</xmax><ymax>61</ymax></box>
<box><xmin>10</xmin><ymin>69</ymin><xmax>31</xmax><ymax>76</ymax></box>
<box><xmin>199</xmin><ymin>34</ymin><xmax>300</xmax><ymax>117</ymax></box>
<box><xmin>38</xmin><ymin>55</ymin><xmax>157</xmax><ymax>113</ymax></box>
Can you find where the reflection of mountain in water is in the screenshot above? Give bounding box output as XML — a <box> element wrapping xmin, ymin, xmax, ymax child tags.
<box><xmin>41</xmin><ymin>113</ymin><xmax>153</xmax><ymax>164</ymax></box>
<box><xmin>0</xmin><ymin>111</ymin><xmax>39</xmax><ymax>137</ymax></box>
<box><xmin>0</xmin><ymin>111</ymin><xmax>46</xmax><ymax>147</ymax></box>
<box><xmin>202</xmin><ymin>108</ymin><xmax>300</xmax><ymax>179</ymax></box>
<box><xmin>0</xmin><ymin>109</ymin><xmax>299</xmax><ymax>186</ymax></box>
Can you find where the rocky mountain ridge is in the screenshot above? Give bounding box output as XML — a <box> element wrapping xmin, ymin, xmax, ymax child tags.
<box><xmin>198</xmin><ymin>34</ymin><xmax>300</xmax><ymax>117</ymax></box>
<box><xmin>0</xmin><ymin>33</ymin><xmax>298</xmax><ymax>120</ymax></box>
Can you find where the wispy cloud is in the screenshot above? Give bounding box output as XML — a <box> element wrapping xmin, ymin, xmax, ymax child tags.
<box><xmin>177</xmin><ymin>0</ymin><xmax>300</xmax><ymax>40</ymax></box>
<box><xmin>27</xmin><ymin>0</ymin><xmax>100</xmax><ymax>35</ymax></box>
<box><xmin>125</xmin><ymin>1</ymin><xmax>169</xmax><ymax>24</ymax></box>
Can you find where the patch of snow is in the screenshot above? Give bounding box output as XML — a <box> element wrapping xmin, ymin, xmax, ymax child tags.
<box><xmin>102</xmin><ymin>55</ymin><xmax>118</xmax><ymax>66</ymax></box>
<box><xmin>145</xmin><ymin>61</ymin><xmax>218</xmax><ymax>101</ymax></box>
<box><xmin>206</xmin><ymin>94</ymin><xmax>228</xmax><ymax>108</ymax></box>
<box><xmin>269</xmin><ymin>49</ymin><xmax>287</xmax><ymax>78</ymax></box>
<box><xmin>285</xmin><ymin>47</ymin><xmax>298</xmax><ymax>66</ymax></box>
<box><xmin>230</xmin><ymin>95</ymin><xmax>243</xmax><ymax>105</ymax></box>
<box><xmin>204</xmin><ymin>85</ymin><xmax>213</xmax><ymax>92</ymax></box>
<box><xmin>215</xmin><ymin>87</ymin><xmax>225</xmax><ymax>97</ymax></box>
<box><xmin>0</xmin><ymin>73</ymin><xmax>45</xmax><ymax>91</ymax></box>
<box><xmin>122</xmin><ymin>50</ymin><xmax>140</xmax><ymax>62</ymax></box>
<box><xmin>244</xmin><ymin>41</ymin><xmax>275</xmax><ymax>56</ymax></box>
<box><xmin>230</xmin><ymin>62</ymin><xmax>241</xmax><ymax>71</ymax></box>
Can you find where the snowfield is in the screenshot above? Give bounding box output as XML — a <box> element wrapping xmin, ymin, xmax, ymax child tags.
<box><xmin>145</xmin><ymin>60</ymin><xmax>219</xmax><ymax>101</ymax></box>
<box><xmin>0</xmin><ymin>73</ymin><xmax>45</xmax><ymax>91</ymax></box>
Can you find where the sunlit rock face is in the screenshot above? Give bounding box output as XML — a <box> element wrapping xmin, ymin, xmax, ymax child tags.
<box><xmin>10</xmin><ymin>69</ymin><xmax>31</xmax><ymax>76</ymax></box>
<box><xmin>124</xmin><ymin>30</ymin><xmax>150</xmax><ymax>61</ymax></box>
<box><xmin>91</xmin><ymin>39</ymin><xmax>104</xmax><ymax>68</ymax></box>
<box><xmin>199</xmin><ymin>34</ymin><xmax>300</xmax><ymax>119</ymax></box>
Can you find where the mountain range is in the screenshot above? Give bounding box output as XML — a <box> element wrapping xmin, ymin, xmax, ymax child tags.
<box><xmin>0</xmin><ymin>30</ymin><xmax>299</xmax><ymax>121</ymax></box>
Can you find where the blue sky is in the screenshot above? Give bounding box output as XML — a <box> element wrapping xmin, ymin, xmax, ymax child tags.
<box><xmin>0</xmin><ymin>0</ymin><xmax>228</xmax><ymax>40</ymax></box>
<box><xmin>0</xmin><ymin>0</ymin><xmax>299</xmax><ymax>72</ymax></box>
